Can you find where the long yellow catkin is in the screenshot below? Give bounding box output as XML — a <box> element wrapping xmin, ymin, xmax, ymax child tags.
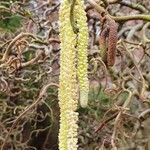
<box><xmin>75</xmin><ymin>0</ymin><xmax>89</xmax><ymax>108</ymax></box>
<box><xmin>58</xmin><ymin>0</ymin><xmax>78</xmax><ymax>150</ymax></box>
<box><xmin>58</xmin><ymin>0</ymin><xmax>89</xmax><ymax>149</ymax></box>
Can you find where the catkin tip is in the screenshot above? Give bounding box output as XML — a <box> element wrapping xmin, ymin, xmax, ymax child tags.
<box><xmin>80</xmin><ymin>90</ymin><xmax>88</xmax><ymax>108</ymax></box>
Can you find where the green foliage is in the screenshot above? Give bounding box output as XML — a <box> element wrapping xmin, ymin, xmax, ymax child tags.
<box><xmin>89</xmin><ymin>87</ymin><xmax>110</xmax><ymax>106</ymax></box>
<box><xmin>0</xmin><ymin>0</ymin><xmax>23</xmax><ymax>32</ymax></box>
<box><xmin>0</xmin><ymin>14</ymin><xmax>22</xmax><ymax>32</ymax></box>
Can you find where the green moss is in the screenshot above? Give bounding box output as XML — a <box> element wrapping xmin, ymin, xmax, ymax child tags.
<box><xmin>0</xmin><ymin>14</ymin><xmax>22</xmax><ymax>32</ymax></box>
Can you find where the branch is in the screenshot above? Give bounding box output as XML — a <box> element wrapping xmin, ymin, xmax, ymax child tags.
<box><xmin>119</xmin><ymin>1</ymin><xmax>148</xmax><ymax>13</ymax></box>
<box><xmin>108</xmin><ymin>0</ymin><xmax>148</xmax><ymax>13</ymax></box>
<box><xmin>87</xmin><ymin>0</ymin><xmax>150</xmax><ymax>22</ymax></box>
<box><xmin>87</xmin><ymin>0</ymin><xmax>106</xmax><ymax>14</ymax></box>
<box><xmin>112</xmin><ymin>15</ymin><xmax>150</xmax><ymax>22</ymax></box>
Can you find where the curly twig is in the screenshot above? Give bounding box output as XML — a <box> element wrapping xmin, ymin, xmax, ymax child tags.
<box><xmin>0</xmin><ymin>33</ymin><xmax>37</xmax><ymax>62</ymax></box>
<box><xmin>1</xmin><ymin>83</ymin><xmax>59</xmax><ymax>150</ymax></box>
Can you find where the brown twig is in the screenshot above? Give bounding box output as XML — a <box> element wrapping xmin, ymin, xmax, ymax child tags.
<box><xmin>111</xmin><ymin>89</ymin><xmax>133</xmax><ymax>149</ymax></box>
<box><xmin>95</xmin><ymin>112</ymin><xmax>118</xmax><ymax>133</ymax></box>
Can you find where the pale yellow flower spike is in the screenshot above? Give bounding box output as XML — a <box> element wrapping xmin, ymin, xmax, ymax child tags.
<box><xmin>75</xmin><ymin>0</ymin><xmax>89</xmax><ymax>108</ymax></box>
<box><xmin>59</xmin><ymin>0</ymin><xmax>78</xmax><ymax>150</ymax></box>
